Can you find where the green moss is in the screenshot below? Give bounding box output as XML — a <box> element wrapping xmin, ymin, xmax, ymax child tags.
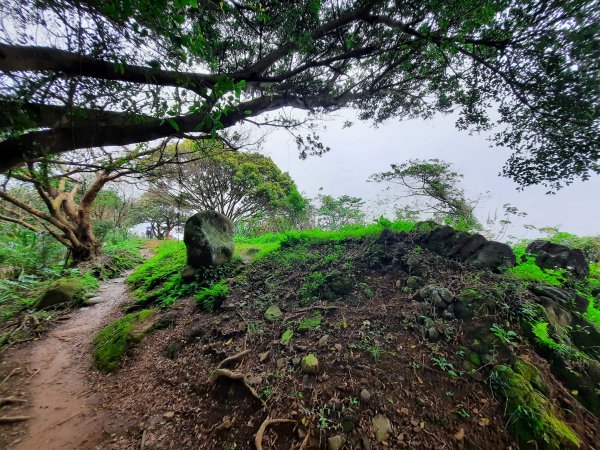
<box><xmin>491</xmin><ymin>365</ymin><xmax>580</xmax><ymax>449</ymax></box>
<box><xmin>34</xmin><ymin>273</ymin><xmax>99</xmax><ymax>309</ymax></box>
<box><xmin>93</xmin><ymin>309</ymin><xmax>155</xmax><ymax>372</ymax></box>
<box><xmin>513</xmin><ymin>358</ymin><xmax>549</xmax><ymax>394</ymax></box>
<box><xmin>508</xmin><ymin>245</ymin><xmax>566</xmax><ymax>286</ymax></box>
<box><xmin>194</xmin><ymin>281</ymin><xmax>228</xmax><ymax>312</ymax></box>
<box><xmin>281</xmin><ymin>329</ymin><xmax>293</xmax><ymax>344</ymax></box>
<box><xmin>297</xmin><ymin>315</ymin><xmax>322</xmax><ymax>330</ymax></box>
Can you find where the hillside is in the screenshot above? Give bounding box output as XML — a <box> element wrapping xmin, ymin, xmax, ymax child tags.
<box><xmin>77</xmin><ymin>222</ymin><xmax>600</xmax><ymax>449</ymax></box>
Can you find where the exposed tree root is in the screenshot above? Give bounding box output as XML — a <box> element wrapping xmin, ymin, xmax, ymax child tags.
<box><xmin>254</xmin><ymin>417</ymin><xmax>297</xmax><ymax>450</ymax></box>
<box><xmin>217</xmin><ymin>349</ymin><xmax>251</xmax><ymax>369</ymax></box>
<box><xmin>211</xmin><ymin>368</ymin><xmax>267</xmax><ymax>408</ymax></box>
<box><xmin>0</xmin><ymin>368</ymin><xmax>20</xmax><ymax>388</ymax></box>
<box><xmin>0</xmin><ymin>397</ymin><xmax>26</xmax><ymax>407</ymax></box>
<box><xmin>0</xmin><ymin>416</ymin><xmax>30</xmax><ymax>424</ymax></box>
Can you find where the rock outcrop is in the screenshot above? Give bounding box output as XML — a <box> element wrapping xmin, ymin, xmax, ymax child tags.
<box><xmin>526</xmin><ymin>240</ymin><xmax>588</xmax><ymax>279</ymax></box>
<box><xmin>417</xmin><ymin>224</ymin><xmax>515</xmax><ymax>271</ymax></box>
<box><xmin>183</xmin><ymin>211</ymin><xmax>234</xmax><ymax>268</ymax></box>
<box><xmin>34</xmin><ymin>277</ymin><xmax>85</xmax><ymax>309</ymax></box>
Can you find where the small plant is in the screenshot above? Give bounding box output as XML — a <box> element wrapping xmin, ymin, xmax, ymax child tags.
<box><xmin>431</xmin><ymin>356</ymin><xmax>458</xmax><ymax>378</ymax></box>
<box><xmin>281</xmin><ymin>328</ymin><xmax>293</xmax><ymax>344</ymax></box>
<box><xmin>194</xmin><ymin>281</ymin><xmax>228</xmax><ymax>312</ymax></box>
<box><xmin>446</xmin><ymin>391</ymin><xmax>455</xmax><ymax>397</ymax></box>
<box><xmin>228</xmin><ymin>387</ymin><xmax>235</xmax><ymax>398</ymax></box>
<box><xmin>297</xmin><ymin>315</ymin><xmax>322</xmax><ymax>330</ymax></box>
<box><xmin>490</xmin><ymin>324</ymin><xmax>519</xmax><ymax>347</ymax></box>
<box><xmin>457</xmin><ymin>409</ymin><xmax>471</xmax><ymax>419</ymax></box>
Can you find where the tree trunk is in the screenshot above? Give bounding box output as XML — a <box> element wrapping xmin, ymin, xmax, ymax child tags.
<box><xmin>69</xmin><ymin>208</ymin><xmax>101</xmax><ymax>263</ymax></box>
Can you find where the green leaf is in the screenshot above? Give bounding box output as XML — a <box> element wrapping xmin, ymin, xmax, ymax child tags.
<box><xmin>166</xmin><ymin>119</ymin><xmax>180</xmax><ymax>132</ymax></box>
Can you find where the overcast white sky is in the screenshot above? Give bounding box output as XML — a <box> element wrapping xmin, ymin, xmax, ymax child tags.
<box><xmin>257</xmin><ymin>110</ymin><xmax>600</xmax><ymax>240</ymax></box>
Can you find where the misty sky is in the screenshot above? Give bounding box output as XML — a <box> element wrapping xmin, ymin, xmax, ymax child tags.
<box><xmin>258</xmin><ymin>110</ymin><xmax>600</xmax><ymax>240</ymax></box>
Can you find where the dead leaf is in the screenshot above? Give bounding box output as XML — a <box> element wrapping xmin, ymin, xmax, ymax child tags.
<box><xmin>454</xmin><ymin>428</ymin><xmax>465</xmax><ymax>441</ymax></box>
<box><xmin>399</xmin><ymin>407</ymin><xmax>409</xmax><ymax>415</ymax></box>
<box><xmin>478</xmin><ymin>417</ymin><xmax>490</xmax><ymax>427</ymax></box>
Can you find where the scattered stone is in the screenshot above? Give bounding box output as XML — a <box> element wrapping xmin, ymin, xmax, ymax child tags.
<box><xmin>318</xmin><ymin>335</ymin><xmax>330</xmax><ymax>347</ymax></box>
<box><xmin>84</xmin><ymin>296</ymin><xmax>105</xmax><ymax>305</ymax></box>
<box><xmin>237</xmin><ymin>321</ymin><xmax>247</xmax><ymax>333</ymax></box>
<box><xmin>372</xmin><ymin>414</ymin><xmax>393</xmax><ymax>442</ymax></box>
<box><xmin>292</xmin><ymin>357</ymin><xmax>301</xmax><ymax>366</ymax></box>
<box><xmin>360</xmin><ymin>388</ymin><xmax>371</xmax><ymax>403</ymax></box>
<box><xmin>276</xmin><ymin>358</ymin><xmax>286</xmax><ymax>370</ymax></box>
<box><xmin>246</xmin><ymin>375</ymin><xmax>263</xmax><ymax>385</ymax></box>
<box><xmin>301</xmin><ymin>354</ymin><xmax>319</xmax><ymax>374</ymax></box>
<box><xmin>259</xmin><ymin>351</ymin><xmax>270</xmax><ymax>363</ymax></box>
<box><xmin>405</xmin><ymin>275</ymin><xmax>422</xmax><ymax>290</ymax></box>
<box><xmin>327</xmin><ymin>434</ymin><xmax>346</xmax><ymax>450</ymax></box>
<box><xmin>264</xmin><ymin>305</ymin><xmax>283</xmax><ymax>322</ymax></box>
<box><xmin>417</xmin><ymin>285</ymin><xmax>454</xmax><ymax>309</ymax></box>
<box><xmin>183</xmin><ymin>211</ymin><xmax>234</xmax><ymax>267</ymax></box>
<box><xmin>359</xmin><ymin>378</ymin><xmax>369</xmax><ymax>385</ymax></box>
<box><xmin>334</xmin><ymin>343</ymin><xmax>343</xmax><ymax>352</ymax></box>
<box><xmin>163</xmin><ymin>411</ymin><xmax>175</xmax><ymax>420</ymax></box>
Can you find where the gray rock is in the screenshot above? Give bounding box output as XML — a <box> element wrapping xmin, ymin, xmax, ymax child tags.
<box><xmin>467</xmin><ymin>241</ymin><xmax>516</xmax><ymax>270</ymax></box>
<box><xmin>183</xmin><ymin>211</ymin><xmax>234</xmax><ymax>267</ymax></box>
<box><xmin>362</xmin><ymin>436</ymin><xmax>372</xmax><ymax>450</ymax></box>
<box><xmin>427</xmin><ymin>327</ymin><xmax>440</xmax><ymax>341</ymax></box>
<box><xmin>276</xmin><ymin>358</ymin><xmax>286</xmax><ymax>369</ymax></box>
<box><xmin>334</xmin><ymin>343</ymin><xmax>343</xmax><ymax>352</ymax></box>
<box><xmin>418</xmin><ymin>285</ymin><xmax>454</xmax><ymax>308</ymax></box>
<box><xmin>327</xmin><ymin>435</ymin><xmax>345</xmax><ymax>450</ymax></box>
<box><xmin>405</xmin><ymin>276</ymin><xmax>422</xmax><ymax>290</ymax></box>
<box><xmin>318</xmin><ymin>335</ymin><xmax>330</xmax><ymax>347</ymax></box>
<box><xmin>372</xmin><ymin>414</ymin><xmax>392</xmax><ymax>442</ymax></box>
<box><xmin>181</xmin><ymin>265</ymin><xmax>199</xmax><ymax>283</ymax></box>
<box><xmin>264</xmin><ymin>305</ymin><xmax>283</xmax><ymax>322</ymax></box>
<box><xmin>259</xmin><ymin>351</ymin><xmax>270</xmax><ymax>363</ymax></box>
<box><xmin>526</xmin><ymin>240</ymin><xmax>588</xmax><ymax>279</ymax></box>
<box><xmin>84</xmin><ymin>296</ymin><xmax>105</xmax><ymax>305</ymax></box>
<box><xmin>360</xmin><ymin>388</ymin><xmax>371</xmax><ymax>403</ymax></box>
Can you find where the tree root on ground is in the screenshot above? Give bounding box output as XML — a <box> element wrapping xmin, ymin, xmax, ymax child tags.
<box><xmin>254</xmin><ymin>417</ymin><xmax>297</xmax><ymax>450</ymax></box>
<box><xmin>0</xmin><ymin>368</ymin><xmax>20</xmax><ymax>389</ymax></box>
<box><xmin>0</xmin><ymin>416</ymin><xmax>30</xmax><ymax>424</ymax></box>
<box><xmin>0</xmin><ymin>397</ymin><xmax>26</xmax><ymax>407</ymax></box>
<box><xmin>284</xmin><ymin>305</ymin><xmax>346</xmax><ymax>321</ymax></box>
<box><xmin>217</xmin><ymin>349</ymin><xmax>251</xmax><ymax>369</ymax></box>
<box><xmin>210</xmin><ymin>368</ymin><xmax>267</xmax><ymax>408</ymax></box>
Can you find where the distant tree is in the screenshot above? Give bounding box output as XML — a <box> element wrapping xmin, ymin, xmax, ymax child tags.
<box><xmin>314</xmin><ymin>194</ymin><xmax>365</xmax><ymax>230</ymax></box>
<box><xmin>90</xmin><ymin>187</ymin><xmax>136</xmax><ymax>240</ymax></box>
<box><xmin>0</xmin><ymin>142</ymin><xmax>188</xmax><ymax>262</ymax></box>
<box><xmin>1</xmin><ymin>0</ymin><xmax>598</xmax><ymax>189</ymax></box>
<box><xmin>131</xmin><ymin>190</ymin><xmax>182</xmax><ymax>240</ymax></box>
<box><xmin>151</xmin><ymin>146</ymin><xmax>303</xmax><ymax>222</ymax></box>
<box><xmin>369</xmin><ymin>159</ymin><xmax>480</xmax><ymax>230</ymax></box>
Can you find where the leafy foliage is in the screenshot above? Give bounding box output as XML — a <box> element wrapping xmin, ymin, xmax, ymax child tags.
<box><xmin>1</xmin><ymin>0</ymin><xmax>598</xmax><ymax>188</ymax></box>
<box><xmin>194</xmin><ymin>281</ymin><xmax>228</xmax><ymax>312</ymax></box>
<box><xmin>508</xmin><ymin>244</ymin><xmax>565</xmax><ymax>286</ymax></box>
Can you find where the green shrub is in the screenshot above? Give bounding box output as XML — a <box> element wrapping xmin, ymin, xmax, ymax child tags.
<box><xmin>194</xmin><ymin>281</ymin><xmax>228</xmax><ymax>311</ymax></box>
<box><xmin>93</xmin><ymin>309</ymin><xmax>155</xmax><ymax>372</ymax></box>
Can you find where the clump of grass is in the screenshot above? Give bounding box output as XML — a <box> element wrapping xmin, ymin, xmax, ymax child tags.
<box><xmin>93</xmin><ymin>309</ymin><xmax>155</xmax><ymax>372</ymax></box>
<box><xmin>508</xmin><ymin>245</ymin><xmax>565</xmax><ymax>286</ymax></box>
<box><xmin>194</xmin><ymin>281</ymin><xmax>228</xmax><ymax>312</ymax></box>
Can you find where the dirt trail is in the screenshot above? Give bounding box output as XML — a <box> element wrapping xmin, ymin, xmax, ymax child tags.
<box><xmin>8</xmin><ymin>276</ymin><xmax>131</xmax><ymax>450</ymax></box>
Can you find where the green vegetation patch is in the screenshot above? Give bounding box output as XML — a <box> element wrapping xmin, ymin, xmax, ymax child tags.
<box><xmin>297</xmin><ymin>314</ymin><xmax>322</xmax><ymax>330</ymax></box>
<box><xmin>194</xmin><ymin>281</ymin><xmax>228</xmax><ymax>312</ymax></box>
<box><xmin>491</xmin><ymin>365</ymin><xmax>580</xmax><ymax>449</ymax></box>
<box><xmin>93</xmin><ymin>309</ymin><xmax>155</xmax><ymax>372</ymax></box>
<box><xmin>508</xmin><ymin>245</ymin><xmax>565</xmax><ymax>286</ymax></box>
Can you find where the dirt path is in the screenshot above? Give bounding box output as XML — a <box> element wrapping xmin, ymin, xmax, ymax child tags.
<box><xmin>7</xmin><ymin>275</ymin><xmax>131</xmax><ymax>450</ymax></box>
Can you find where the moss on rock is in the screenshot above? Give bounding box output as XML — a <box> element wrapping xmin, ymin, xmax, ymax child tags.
<box><xmin>513</xmin><ymin>358</ymin><xmax>549</xmax><ymax>395</ymax></box>
<box><xmin>34</xmin><ymin>275</ymin><xmax>98</xmax><ymax>310</ymax></box>
<box><xmin>93</xmin><ymin>309</ymin><xmax>155</xmax><ymax>372</ymax></box>
<box><xmin>492</xmin><ymin>365</ymin><xmax>579</xmax><ymax>449</ymax></box>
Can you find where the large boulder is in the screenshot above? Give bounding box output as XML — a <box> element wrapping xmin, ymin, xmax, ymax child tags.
<box><xmin>525</xmin><ymin>240</ymin><xmax>588</xmax><ymax>279</ymax></box>
<box><xmin>35</xmin><ymin>277</ymin><xmax>84</xmax><ymax>310</ymax></box>
<box><xmin>183</xmin><ymin>211</ymin><xmax>234</xmax><ymax>268</ymax></box>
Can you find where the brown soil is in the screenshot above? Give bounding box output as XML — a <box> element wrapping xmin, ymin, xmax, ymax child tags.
<box><xmin>0</xmin><ymin>275</ymin><xmax>132</xmax><ymax>450</ymax></box>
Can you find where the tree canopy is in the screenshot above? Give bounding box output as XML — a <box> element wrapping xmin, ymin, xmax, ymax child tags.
<box><xmin>0</xmin><ymin>0</ymin><xmax>598</xmax><ymax>188</ymax></box>
<box><xmin>150</xmin><ymin>144</ymin><xmax>303</xmax><ymax>221</ymax></box>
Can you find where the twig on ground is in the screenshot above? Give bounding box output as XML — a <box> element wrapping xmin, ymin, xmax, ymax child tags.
<box><xmin>285</xmin><ymin>305</ymin><xmax>345</xmax><ymax>321</ymax></box>
<box><xmin>217</xmin><ymin>349</ymin><xmax>251</xmax><ymax>369</ymax></box>
<box><xmin>50</xmin><ymin>411</ymin><xmax>81</xmax><ymax>428</ymax></box>
<box><xmin>0</xmin><ymin>368</ymin><xmax>20</xmax><ymax>389</ymax></box>
<box><xmin>254</xmin><ymin>417</ymin><xmax>296</xmax><ymax>450</ymax></box>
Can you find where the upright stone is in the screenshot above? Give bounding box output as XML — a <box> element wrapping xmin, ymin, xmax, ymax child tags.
<box><xmin>184</xmin><ymin>211</ymin><xmax>234</xmax><ymax>267</ymax></box>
